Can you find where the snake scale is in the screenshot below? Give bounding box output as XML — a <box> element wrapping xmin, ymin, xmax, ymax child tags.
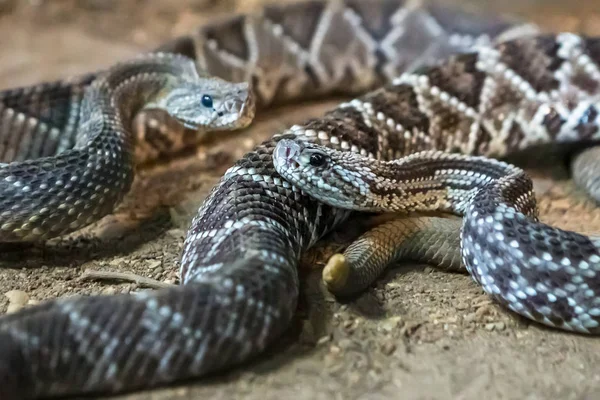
<box><xmin>1</xmin><ymin>0</ymin><xmax>600</xmax><ymax>399</ymax></box>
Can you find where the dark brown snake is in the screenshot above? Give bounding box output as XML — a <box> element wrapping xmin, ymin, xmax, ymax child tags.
<box><xmin>1</xmin><ymin>1</ymin><xmax>600</xmax><ymax>399</ymax></box>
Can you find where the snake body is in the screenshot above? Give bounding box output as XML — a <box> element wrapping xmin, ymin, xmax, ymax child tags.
<box><xmin>274</xmin><ymin>140</ymin><xmax>600</xmax><ymax>331</ymax></box>
<box><xmin>1</xmin><ymin>1</ymin><xmax>600</xmax><ymax>399</ymax></box>
<box><xmin>0</xmin><ymin>52</ymin><xmax>254</xmax><ymax>241</ymax></box>
<box><xmin>322</xmin><ymin>214</ymin><xmax>464</xmax><ymax>295</ymax></box>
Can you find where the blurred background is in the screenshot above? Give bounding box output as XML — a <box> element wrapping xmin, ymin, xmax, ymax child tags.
<box><xmin>0</xmin><ymin>0</ymin><xmax>598</xmax><ymax>88</ymax></box>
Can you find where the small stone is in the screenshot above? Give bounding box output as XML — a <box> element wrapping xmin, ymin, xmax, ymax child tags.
<box><xmin>102</xmin><ymin>287</ymin><xmax>117</xmax><ymax>295</ymax></box>
<box><xmin>6</xmin><ymin>303</ymin><xmax>25</xmax><ymax>313</ymax></box>
<box><xmin>464</xmin><ymin>313</ymin><xmax>477</xmax><ymax>323</ymax></box>
<box><xmin>109</xmin><ymin>257</ymin><xmax>127</xmax><ymax>267</ymax></box>
<box><xmin>400</xmin><ymin>322</ymin><xmax>422</xmax><ymax>337</ymax></box>
<box><xmin>515</xmin><ymin>331</ymin><xmax>528</xmax><ymax>339</ymax></box>
<box><xmin>147</xmin><ymin>260</ymin><xmax>162</xmax><ymax>271</ymax></box>
<box><xmin>120</xmin><ymin>284</ymin><xmax>134</xmax><ymax>294</ymax></box>
<box><xmin>380</xmin><ymin>316</ymin><xmax>403</xmax><ymax>333</ymax></box>
<box><xmin>27</xmin><ymin>299</ymin><xmax>39</xmax><ymax>306</ymax></box>
<box><xmin>485</xmin><ymin>323</ymin><xmax>496</xmax><ymax>331</ymax></box>
<box><xmin>5</xmin><ymin>290</ymin><xmax>29</xmax><ymax>306</ymax></box>
<box><xmin>494</xmin><ymin>322</ymin><xmax>506</xmax><ymax>331</ymax></box>
<box><xmin>163</xmin><ymin>277</ymin><xmax>178</xmax><ymax>285</ymax></box>
<box><xmin>316</xmin><ymin>335</ymin><xmax>332</xmax><ymax>346</ymax></box>
<box><xmin>166</xmin><ymin>229</ymin><xmax>185</xmax><ymax>239</ymax></box>
<box><xmin>381</xmin><ymin>341</ymin><xmax>397</xmax><ymax>355</ymax></box>
<box><xmin>475</xmin><ymin>304</ymin><xmax>495</xmax><ymax>317</ymax></box>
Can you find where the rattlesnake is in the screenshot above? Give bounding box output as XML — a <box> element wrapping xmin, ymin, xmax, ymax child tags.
<box><xmin>0</xmin><ymin>52</ymin><xmax>254</xmax><ymax>241</ymax></box>
<box><xmin>0</xmin><ymin>1</ymin><xmax>599</xmax><ymax>399</ymax></box>
<box><xmin>273</xmin><ymin>137</ymin><xmax>600</xmax><ymax>331</ymax></box>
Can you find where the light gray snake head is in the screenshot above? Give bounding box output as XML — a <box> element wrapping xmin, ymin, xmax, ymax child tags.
<box><xmin>273</xmin><ymin>138</ymin><xmax>377</xmax><ymax>210</ymax></box>
<box><xmin>161</xmin><ymin>79</ymin><xmax>255</xmax><ymax>131</ymax></box>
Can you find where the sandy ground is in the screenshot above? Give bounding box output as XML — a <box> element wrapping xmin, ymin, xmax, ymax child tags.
<box><xmin>1</xmin><ymin>0</ymin><xmax>600</xmax><ymax>399</ymax></box>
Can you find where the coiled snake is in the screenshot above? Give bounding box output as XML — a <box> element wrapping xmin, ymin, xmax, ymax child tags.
<box><xmin>1</xmin><ymin>1</ymin><xmax>600</xmax><ymax>399</ymax></box>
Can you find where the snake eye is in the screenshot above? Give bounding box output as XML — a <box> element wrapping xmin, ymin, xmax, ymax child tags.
<box><xmin>201</xmin><ymin>95</ymin><xmax>213</xmax><ymax>108</ymax></box>
<box><xmin>309</xmin><ymin>152</ymin><xmax>327</xmax><ymax>167</ymax></box>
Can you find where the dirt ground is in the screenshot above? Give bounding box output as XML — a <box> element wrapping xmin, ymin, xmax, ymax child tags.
<box><xmin>2</xmin><ymin>0</ymin><xmax>600</xmax><ymax>399</ymax></box>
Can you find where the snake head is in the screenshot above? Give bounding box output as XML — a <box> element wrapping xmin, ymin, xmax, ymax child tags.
<box><xmin>162</xmin><ymin>79</ymin><xmax>255</xmax><ymax>131</ymax></box>
<box><xmin>273</xmin><ymin>138</ymin><xmax>374</xmax><ymax>210</ymax></box>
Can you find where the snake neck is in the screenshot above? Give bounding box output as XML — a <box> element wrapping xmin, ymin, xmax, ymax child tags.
<box><xmin>75</xmin><ymin>54</ymin><xmax>195</xmax><ymax>150</ymax></box>
<box><xmin>375</xmin><ymin>153</ymin><xmax>525</xmax><ymax>214</ymax></box>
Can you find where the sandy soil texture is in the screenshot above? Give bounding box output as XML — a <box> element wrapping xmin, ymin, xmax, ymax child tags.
<box><xmin>1</xmin><ymin>1</ymin><xmax>600</xmax><ymax>399</ymax></box>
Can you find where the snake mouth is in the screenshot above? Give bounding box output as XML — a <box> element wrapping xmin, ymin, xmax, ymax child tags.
<box><xmin>175</xmin><ymin>117</ymin><xmax>201</xmax><ymax>130</ymax></box>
